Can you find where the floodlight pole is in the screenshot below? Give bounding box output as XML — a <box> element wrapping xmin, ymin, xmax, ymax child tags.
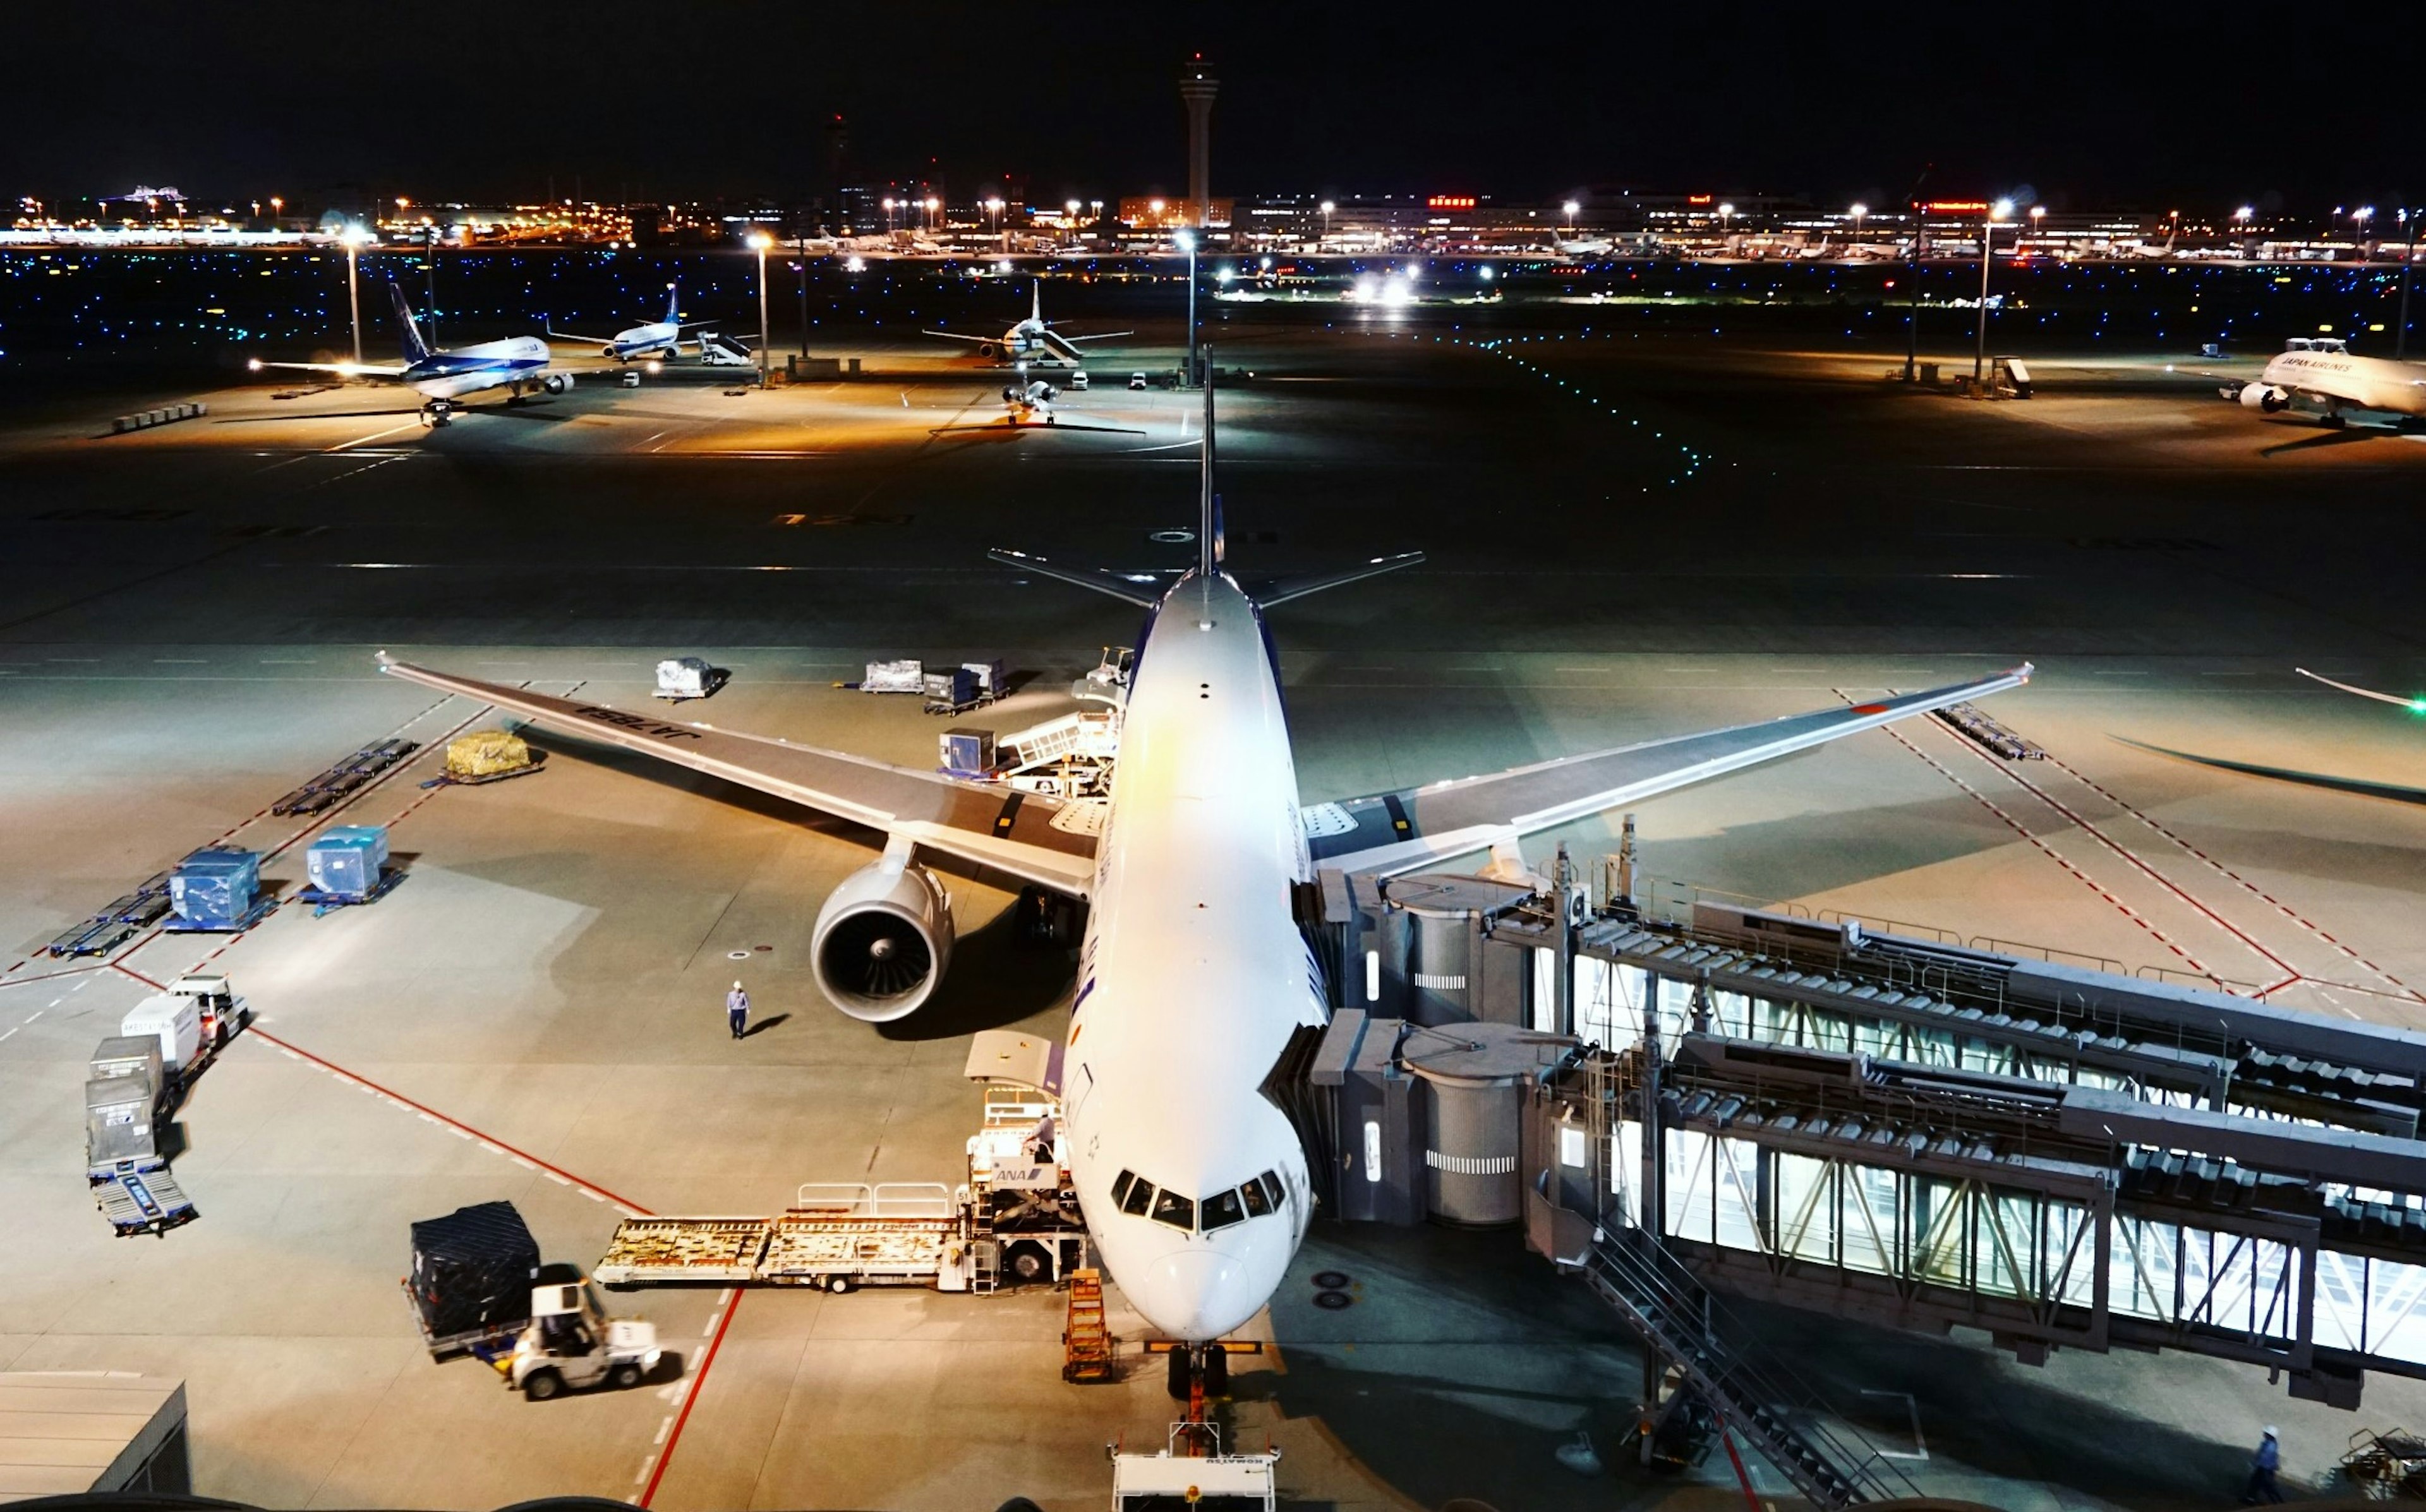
<box><xmin>797</xmin><ymin>251</ymin><xmax>809</xmax><ymax>359</ymax></box>
<box><xmin>1183</xmin><ymin>234</ymin><xmax>1199</xmax><ymax>385</ymax></box>
<box><xmin>2399</xmin><ymin>205</ymin><xmax>2418</xmax><ymax>361</ymax></box>
<box><xmin>1974</xmin><ymin>212</ymin><xmax>1996</xmax><ymax>384</ymax></box>
<box><xmin>345</xmin><ymin>237</ymin><xmax>364</xmax><ymax>368</ymax></box>
<box><xmin>1900</xmin><ymin>165</ymin><xmax>1931</xmax><ymax>383</ymax></box>
<box><xmin>756</xmin><ymin>237</ymin><xmax>771</xmax><ymax>388</ymax></box>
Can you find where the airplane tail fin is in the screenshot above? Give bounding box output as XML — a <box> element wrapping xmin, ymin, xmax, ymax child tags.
<box><xmin>1200</xmin><ymin>351</ymin><xmax>1220</xmax><ymax>575</ymax></box>
<box><xmin>665</xmin><ymin>284</ymin><xmax>680</xmax><ymax>324</ymax></box>
<box><xmin>1032</xmin><ymin>279</ymin><xmax>1044</xmax><ymax>325</ymax></box>
<box><xmin>388</xmin><ymin>282</ymin><xmax>430</xmax><ymax>364</ymax></box>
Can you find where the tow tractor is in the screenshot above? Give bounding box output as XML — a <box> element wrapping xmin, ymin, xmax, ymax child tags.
<box><xmin>504</xmin><ymin>1263</ymin><xmax>663</xmax><ymax>1401</ymax></box>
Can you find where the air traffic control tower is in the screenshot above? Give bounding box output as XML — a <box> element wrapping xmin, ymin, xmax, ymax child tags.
<box><xmin>1179</xmin><ymin>54</ymin><xmax>1218</xmax><ymax>227</ymax></box>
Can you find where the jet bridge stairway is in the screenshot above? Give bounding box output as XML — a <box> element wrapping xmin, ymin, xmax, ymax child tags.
<box><xmin>1579</xmin><ymin>1225</ymin><xmax>1914</xmax><ymax>1509</ymax></box>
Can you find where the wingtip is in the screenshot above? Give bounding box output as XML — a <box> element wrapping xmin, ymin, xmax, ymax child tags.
<box><xmin>373</xmin><ymin>649</ymin><xmax>395</xmax><ymax>669</ymax></box>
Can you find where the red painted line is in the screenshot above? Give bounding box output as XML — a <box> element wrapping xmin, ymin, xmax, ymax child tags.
<box><xmin>240</xmin><ymin>1024</ymin><xmax>653</xmax><ymax>1216</ymax></box>
<box><xmin>112</xmin><ymin>964</ymin><xmax>166</xmax><ymax>990</ymax></box>
<box><xmin>641</xmin><ymin>1291</ymin><xmax>744</xmax><ymax>1509</ymax></box>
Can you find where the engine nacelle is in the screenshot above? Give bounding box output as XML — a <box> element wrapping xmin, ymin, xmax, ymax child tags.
<box><xmin>978</xmin><ymin>341</ymin><xmax>999</xmax><ymax>359</ymax></box>
<box><xmin>2239</xmin><ymin>382</ymin><xmax>2289</xmax><ymax>412</ymax></box>
<box><xmin>811</xmin><ymin>853</ymin><xmax>954</xmax><ymax>1021</ymax></box>
<box><xmin>543</xmin><ymin>372</ymin><xmax>575</xmax><ymax>395</ymax></box>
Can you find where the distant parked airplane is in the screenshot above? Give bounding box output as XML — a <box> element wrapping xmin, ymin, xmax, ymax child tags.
<box><xmin>545</xmin><ymin>285</ymin><xmax>718</xmax><ymax>363</ymax></box>
<box><xmin>2221</xmin><ymin>338</ymin><xmax>2426</xmax><ymax>428</ymax></box>
<box><xmin>926</xmin><ymin>280</ymin><xmax>1129</xmax><ymax>364</ymax></box>
<box><xmin>249</xmin><ymin>283</ymin><xmax>565</xmax><ymax>426</ymax></box>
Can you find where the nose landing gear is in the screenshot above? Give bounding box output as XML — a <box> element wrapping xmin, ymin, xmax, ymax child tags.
<box><xmin>1163</xmin><ymin>1341</ymin><xmax>1231</xmax><ymax>1403</ymax></box>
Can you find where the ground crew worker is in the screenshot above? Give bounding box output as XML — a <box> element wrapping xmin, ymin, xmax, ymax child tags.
<box><xmin>726</xmin><ymin>981</ymin><xmax>750</xmax><ymax>1040</ymax></box>
<box><xmin>2242</xmin><ymin>1426</ymin><xmax>2283</xmax><ymax>1504</ymax></box>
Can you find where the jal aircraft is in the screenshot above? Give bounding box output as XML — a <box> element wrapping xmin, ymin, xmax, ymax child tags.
<box><xmin>925</xmin><ymin>279</ymin><xmax>1130</xmax><ymax>364</ymax></box>
<box><xmin>249</xmin><ymin>282</ymin><xmax>566</xmax><ymax>426</ymax></box>
<box><xmin>373</xmin><ymin>363</ymin><xmax>2030</xmax><ymax>1394</ymax></box>
<box><xmin>545</xmin><ymin>285</ymin><xmax>716</xmax><ymax>363</ymax></box>
<box><xmin>2223</xmin><ymin>338</ymin><xmax>2426</xmax><ymax>427</ymax></box>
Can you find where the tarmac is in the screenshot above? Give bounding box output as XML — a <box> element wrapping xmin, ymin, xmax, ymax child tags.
<box><xmin>2</xmin><ymin>303</ymin><xmax>2424</xmax><ymax>1512</ymax></box>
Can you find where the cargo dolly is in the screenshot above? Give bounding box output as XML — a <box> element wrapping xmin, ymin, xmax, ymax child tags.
<box><xmin>46</xmin><ymin>871</ymin><xmax>173</xmax><ymax>957</ymax></box>
<box><xmin>160</xmin><ymin>896</ymin><xmax>277</xmax><ymax>935</ymax></box>
<box><xmin>294</xmin><ymin>868</ymin><xmax>407</xmax><ymax>915</ymax></box>
<box><xmin>92</xmin><ymin>1164</ymin><xmax>196</xmax><ymax>1238</ymax></box>
<box><xmin>271</xmin><ymin>738</ymin><xmax>420</xmax><ymax>815</ymax></box>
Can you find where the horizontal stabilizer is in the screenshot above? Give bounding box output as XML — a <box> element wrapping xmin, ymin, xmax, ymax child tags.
<box><xmin>988</xmin><ymin>548</ymin><xmax>1163</xmax><ymax>608</ymax></box>
<box><xmin>1254</xmin><ymin>551</ymin><xmax>1425</xmax><ymax>608</ymax></box>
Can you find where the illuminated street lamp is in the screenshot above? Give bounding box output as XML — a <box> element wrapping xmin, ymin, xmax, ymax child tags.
<box><xmin>2399</xmin><ymin>205</ymin><xmax>2420</xmax><ymax>360</ymax></box>
<box><xmin>1320</xmin><ymin>200</ymin><xmax>1336</xmax><ymax>247</ymax></box>
<box><xmin>2353</xmin><ymin>205</ymin><xmax>2375</xmax><ymax>261</ymax></box>
<box><xmin>1718</xmin><ymin>201</ymin><xmax>1735</xmax><ymax>236</ymax></box>
<box><xmin>1976</xmin><ymin>198</ymin><xmax>2013</xmax><ymax>383</ymax></box>
<box><xmin>2029</xmin><ymin>203</ymin><xmax>2046</xmax><ymax>245</ymax></box>
<box><xmin>749</xmin><ymin>230</ymin><xmax>773</xmax><ymax>388</ymax></box>
<box><xmin>339</xmin><ymin>222</ymin><xmax>371</xmax><ymax>368</ymax></box>
<box><xmin>985</xmin><ymin>196</ymin><xmax>1006</xmax><ymax>248</ymax></box>
<box><xmin>1561</xmin><ymin>199</ymin><xmax>1579</xmax><ymax>237</ymax></box>
<box><xmin>1849</xmin><ymin>202</ymin><xmax>1868</xmax><ymax>239</ymax></box>
<box><xmin>1176</xmin><ymin>227</ymin><xmax>1199</xmax><ymax>385</ymax></box>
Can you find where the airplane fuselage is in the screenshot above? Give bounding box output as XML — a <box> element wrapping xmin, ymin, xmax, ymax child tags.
<box><xmin>406</xmin><ymin>336</ymin><xmax>553</xmax><ymax>400</ymax></box>
<box><xmin>1061</xmin><ymin>570</ymin><xmax>1324</xmax><ymax>1341</ymax></box>
<box><xmin>600</xmin><ymin>321</ymin><xmax>681</xmax><ymax>361</ymax></box>
<box><xmin>2254</xmin><ymin>349</ymin><xmax>2426</xmax><ymax>419</ymax></box>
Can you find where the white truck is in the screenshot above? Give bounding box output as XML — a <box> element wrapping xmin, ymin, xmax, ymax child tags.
<box><xmin>1109</xmin><ymin>1424</ymin><xmax>1280</xmax><ymax>1512</ymax></box>
<box><xmin>507</xmin><ymin>1263</ymin><xmax>663</xmax><ymax>1401</ymax></box>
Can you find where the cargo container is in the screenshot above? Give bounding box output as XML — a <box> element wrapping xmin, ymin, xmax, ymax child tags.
<box><xmin>89</xmin><ymin>1035</ymin><xmax>164</xmax><ymax>1087</ymax></box>
<box><xmin>305</xmin><ymin>825</ymin><xmax>389</xmax><ymax>901</ymax></box>
<box><xmin>87</xmin><ymin>1077</ymin><xmax>160</xmax><ymax>1175</ymax></box>
<box><xmin>406</xmin><ymin>1201</ymin><xmax>541</xmax><ymax>1357</ymax></box>
<box><xmin>121</xmin><ymin>995</ymin><xmax>201</xmax><ymax>1074</ymax></box>
<box><xmin>166</xmin><ymin>849</ymin><xmax>265</xmax><ymax>932</ymax></box>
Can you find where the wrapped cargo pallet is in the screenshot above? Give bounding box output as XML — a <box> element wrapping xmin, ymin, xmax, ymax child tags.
<box><xmin>306</xmin><ymin>824</ymin><xmax>389</xmax><ymax>899</ymax></box>
<box><xmin>446</xmin><ymin>729</ymin><xmax>531</xmax><ymax>777</ymax></box>
<box><xmin>167</xmin><ymin>850</ymin><xmax>259</xmax><ymax>928</ymax></box>
<box><xmin>861</xmin><ymin>659</ymin><xmax>924</xmax><ymax>694</ymax></box>
<box><xmin>407</xmin><ymin>1200</ymin><xmax>540</xmax><ymax>1352</ymax></box>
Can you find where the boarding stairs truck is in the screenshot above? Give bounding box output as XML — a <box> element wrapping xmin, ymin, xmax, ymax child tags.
<box><xmin>506</xmin><ymin>1263</ymin><xmax>663</xmax><ymax>1401</ymax></box>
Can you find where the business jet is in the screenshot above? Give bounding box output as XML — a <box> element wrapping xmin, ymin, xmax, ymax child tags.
<box><xmin>2221</xmin><ymin>338</ymin><xmax>2426</xmax><ymax>428</ymax></box>
<box><xmin>248</xmin><ymin>283</ymin><xmax>567</xmax><ymax>426</ymax></box>
<box><xmin>545</xmin><ymin>285</ymin><xmax>717</xmax><ymax>363</ymax></box>
<box><xmin>371</xmin><ymin>359</ymin><xmax>2030</xmax><ymax>1395</ymax></box>
<box><xmin>924</xmin><ymin>280</ymin><xmax>1129</xmax><ymax>364</ymax></box>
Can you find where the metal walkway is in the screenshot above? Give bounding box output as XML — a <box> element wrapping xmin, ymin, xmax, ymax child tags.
<box><xmin>1578</xmin><ymin>1222</ymin><xmax>1914</xmax><ymax>1508</ymax></box>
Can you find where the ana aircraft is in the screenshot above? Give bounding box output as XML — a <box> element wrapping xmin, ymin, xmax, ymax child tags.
<box><xmin>371</xmin><ymin>360</ymin><xmax>2031</xmax><ymax>1395</ymax></box>
<box><xmin>925</xmin><ymin>280</ymin><xmax>1130</xmax><ymax>364</ymax></box>
<box><xmin>545</xmin><ymin>285</ymin><xmax>716</xmax><ymax>363</ymax></box>
<box><xmin>249</xmin><ymin>283</ymin><xmax>566</xmax><ymax>426</ymax></box>
<box><xmin>2222</xmin><ymin>338</ymin><xmax>2426</xmax><ymax>428</ymax></box>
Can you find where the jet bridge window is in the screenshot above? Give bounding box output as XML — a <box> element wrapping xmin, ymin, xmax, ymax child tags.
<box><xmin>1148</xmin><ymin>1188</ymin><xmax>1195</xmax><ymax>1232</ymax></box>
<box><xmin>1200</xmin><ymin>1188</ymin><xmax>1248</xmax><ymax>1231</ymax></box>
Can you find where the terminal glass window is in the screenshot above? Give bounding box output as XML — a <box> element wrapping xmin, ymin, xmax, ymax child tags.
<box><xmin>1121</xmin><ymin>1176</ymin><xmax>1157</xmax><ymax>1217</ymax></box>
<box><xmin>1149</xmin><ymin>1188</ymin><xmax>1195</xmax><ymax>1232</ymax></box>
<box><xmin>1201</xmin><ymin>1189</ymin><xmax>1247</xmax><ymax>1230</ymax></box>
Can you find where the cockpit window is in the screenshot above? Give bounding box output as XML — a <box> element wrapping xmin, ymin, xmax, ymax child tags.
<box><xmin>1260</xmin><ymin>1172</ymin><xmax>1286</xmax><ymax>1211</ymax></box>
<box><xmin>1200</xmin><ymin>1188</ymin><xmax>1247</xmax><ymax>1231</ymax></box>
<box><xmin>1110</xmin><ymin>1170</ymin><xmax>1136</xmax><ymax>1208</ymax></box>
<box><xmin>1240</xmin><ymin>1174</ymin><xmax>1275</xmax><ymax>1217</ymax></box>
<box><xmin>1148</xmin><ymin>1188</ymin><xmax>1195</xmax><ymax>1232</ymax></box>
<box><xmin>1120</xmin><ymin>1176</ymin><xmax>1157</xmax><ymax>1216</ymax></box>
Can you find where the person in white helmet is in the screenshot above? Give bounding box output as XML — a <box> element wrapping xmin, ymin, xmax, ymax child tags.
<box><xmin>726</xmin><ymin>981</ymin><xmax>751</xmax><ymax>1040</ymax></box>
<box><xmin>2242</xmin><ymin>1425</ymin><xmax>2283</xmax><ymax>1504</ymax></box>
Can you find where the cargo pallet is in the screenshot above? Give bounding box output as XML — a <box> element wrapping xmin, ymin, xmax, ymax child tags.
<box><xmin>1931</xmin><ymin>701</ymin><xmax>2046</xmax><ymax>761</ymax></box>
<box><xmin>420</xmin><ymin>752</ymin><xmax>548</xmax><ymax>789</ymax></box>
<box><xmin>294</xmin><ymin>869</ymin><xmax>407</xmax><ymax>916</ymax></box>
<box><xmin>92</xmin><ymin>1164</ymin><xmax>196</xmax><ymax>1238</ymax></box>
<box><xmin>161</xmin><ymin>897</ymin><xmax>279</xmax><ymax>935</ymax></box>
<box><xmin>272</xmin><ymin>738</ymin><xmax>421</xmax><ymax>815</ymax></box>
<box><xmin>402</xmin><ymin>1280</ymin><xmax>528</xmax><ymax>1360</ymax></box>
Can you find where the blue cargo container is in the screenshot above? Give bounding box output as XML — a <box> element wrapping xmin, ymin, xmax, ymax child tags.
<box><xmin>168</xmin><ymin>850</ymin><xmax>260</xmax><ymax>928</ymax></box>
<box><xmin>305</xmin><ymin>826</ymin><xmax>387</xmax><ymax>901</ymax></box>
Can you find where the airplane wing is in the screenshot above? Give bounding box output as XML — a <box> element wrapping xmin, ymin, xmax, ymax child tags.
<box><xmin>1305</xmin><ymin>665</ymin><xmax>2035</xmax><ymax>875</ymax></box>
<box><xmin>543</xmin><ymin>323</ymin><xmax>622</xmax><ymax>345</ymax></box>
<box><xmin>2298</xmin><ymin>667</ymin><xmax>2426</xmax><ymax>711</ymax></box>
<box><xmin>247</xmin><ymin>359</ymin><xmax>412</xmax><ymax>378</ymax></box>
<box><xmin>923</xmin><ymin>330</ymin><xmax>996</xmax><ymax>345</ymax></box>
<box><xmin>375</xmin><ymin>656</ymin><xmax>1099</xmax><ymax>894</ymax></box>
<box><xmin>1042</xmin><ymin>330</ymin><xmax>1132</xmax><ymax>363</ymax></box>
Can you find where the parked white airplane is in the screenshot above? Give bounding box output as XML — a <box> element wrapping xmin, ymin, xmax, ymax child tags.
<box><xmin>2223</xmin><ymin>338</ymin><xmax>2426</xmax><ymax>427</ymax></box>
<box><xmin>924</xmin><ymin>279</ymin><xmax>1129</xmax><ymax>364</ymax></box>
<box><xmin>248</xmin><ymin>282</ymin><xmax>566</xmax><ymax>426</ymax></box>
<box><xmin>371</xmin><ymin>361</ymin><xmax>2029</xmax><ymax>1393</ymax></box>
<box><xmin>545</xmin><ymin>285</ymin><xmax>716</xmax><ymax>363</ymax></box>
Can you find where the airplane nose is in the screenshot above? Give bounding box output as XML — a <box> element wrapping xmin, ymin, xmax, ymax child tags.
<box><xmin>1137</xmin><ymin>1249</ymin><xmax>1257</xmax><ymax>1341</ymax></box>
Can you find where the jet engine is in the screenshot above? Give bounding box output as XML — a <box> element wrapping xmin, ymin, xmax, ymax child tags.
<box><xmin>977</xmin><ymin>341</ymin><xmax>999</xmax><ymax>359</ymax></box>
<box><xmin>811</xmin><ymin>850</ymin><xmax>954</xmax><ymax>1021</ymax></box>
<box><xmin>543</xmin><ymin>373</ymin><xmax>576</xmax><ymax>395</ymax></box>
<box><xmin>600</xmin><ymin>345</ymin><xmax>620</xmax><ymax>360</ymax></box>
<box><xmin>2239</xmin><ymin>383</ymin><xmax>2290</xmax><ymax>412</ymax></box>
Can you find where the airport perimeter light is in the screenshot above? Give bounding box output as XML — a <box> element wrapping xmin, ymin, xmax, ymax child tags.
<box><xmin>749</xmin><ymin>230</ymin><xmax>773</xmax><ymax>387</ymax></box>
<box><xmin>339</xmin><ymin>222</ymin><xmax>371</xmax><ymax>368</ymax></box>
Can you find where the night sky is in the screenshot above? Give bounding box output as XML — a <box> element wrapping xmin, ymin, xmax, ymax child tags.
<box><xmin>6</xmin><ymin>4</ymin><xmax>2421</xmax><ymax>212</ymax></box>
